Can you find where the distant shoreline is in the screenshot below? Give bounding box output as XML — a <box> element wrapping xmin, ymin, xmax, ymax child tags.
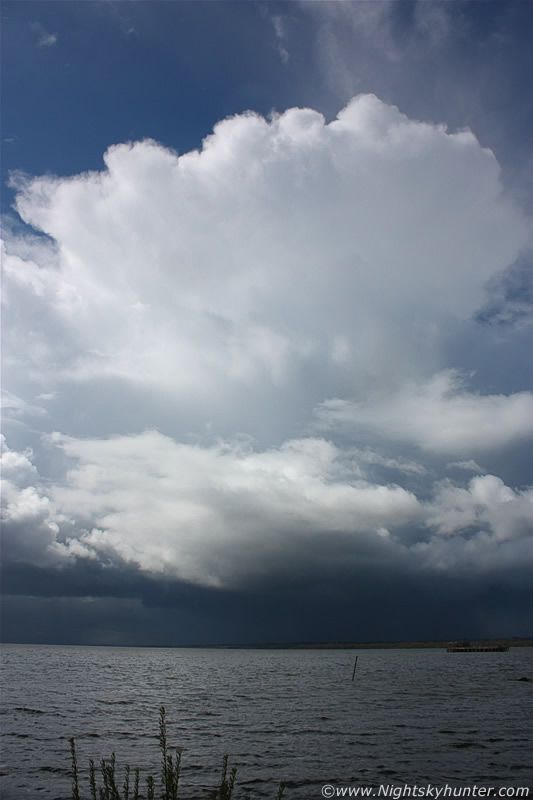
<box><xmin>2</xmin><ymin>637</ymin><xmax>532</xmax><ymax>649</ymax></box>
<box><xmin>218</xmin><ymin>638</ymin><xmax>533</xmax><ymax>650</ymax></box>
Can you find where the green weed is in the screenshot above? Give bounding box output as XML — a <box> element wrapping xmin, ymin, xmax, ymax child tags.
<box><xmin>69</xmin><ymin>705</ymin><xmax>285</xmax><ymax>799</ymax></box>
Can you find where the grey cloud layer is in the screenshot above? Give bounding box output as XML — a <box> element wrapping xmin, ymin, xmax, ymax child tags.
<box><xmin>1</xmin><ymin>431</ymin><xmax>531</xmax><ymax>592</ymax></box>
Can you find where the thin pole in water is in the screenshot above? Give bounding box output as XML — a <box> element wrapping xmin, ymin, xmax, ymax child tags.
<box><xmin>351</xmin><ymin>655</ymin><xmax>358</xmax><ymax>681</ymax></box>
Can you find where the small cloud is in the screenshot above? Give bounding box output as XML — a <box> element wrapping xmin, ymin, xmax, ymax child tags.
<box><xmin>1</xmin><ymin>390</ymin><xmax>47</xmax><ymax>419</ymax></box>
<box><xmin>354</xmin><ymin>448</ymin><xmax>425</xmax><ymax>476</ymax></box>
<box><xmin>316</xmin><ymin>371</ymin><xmax>533</xmax><ymax>457</ymax></box>
<box><xmin>35</xmin><ymin>392</ymin><xmax>57</xmax><ymax>402</ymax></box>
<box><xmin>413</xmin><ymin>2</ymin><xmax>452</xmax><ymax>46</ymax></box>
<box><xmin>446</xmin><ymin>460</ymin><xmax>485</xmax><ymax>474</ymax></box>
<box><xmin>30</xmin><ymin>21</ymin><xmax>58</xmax><ymax>48</ymax></box>
<box><xmin>271</xmin><ymin>15</ymin><xmax>289</xmax><ymax>64</ymax></box>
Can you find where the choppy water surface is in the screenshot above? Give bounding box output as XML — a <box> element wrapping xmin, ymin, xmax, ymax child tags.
<box><xmin>1</xmin><ymin>645</ymin><xmax>531</xmax><ymax>799</ymax></box>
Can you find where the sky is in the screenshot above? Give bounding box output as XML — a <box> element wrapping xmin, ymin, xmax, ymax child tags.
<box><xmin>1</xmin><ymin>0</ymin><xmax>532</xmax><ymax>646</ymax></box>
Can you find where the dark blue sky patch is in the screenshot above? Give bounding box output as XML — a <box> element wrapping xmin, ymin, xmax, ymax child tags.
<box><xmin>475</xmin><ymin>252</ymin><xmax>533</xmax><ymax>328</ymax></box>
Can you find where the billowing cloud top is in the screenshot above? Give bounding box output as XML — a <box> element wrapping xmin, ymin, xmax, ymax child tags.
<box><xmin>2</xmin><ymin>96</ymin><xmax>532</xmax><ymax>607</ymax></box>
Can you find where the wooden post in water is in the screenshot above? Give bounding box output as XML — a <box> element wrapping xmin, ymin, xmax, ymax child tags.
<box><xmin>351</xmin><ymin>655</ymin><xmax>358</xmax><ymax>681</ymax></box>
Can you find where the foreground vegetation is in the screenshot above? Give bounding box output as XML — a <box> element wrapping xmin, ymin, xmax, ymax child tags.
<box><xmin>69</xmin><ymin>706</ymin><xmax>285</xmax><ymax>800</ymax></box>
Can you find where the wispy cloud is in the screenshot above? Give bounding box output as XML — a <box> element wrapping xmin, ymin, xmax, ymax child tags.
<box><xmin>271</xmin><ymin>15</ymin><xmax>289</xmax><ymax>64</ymax></box>
<box><xmin>1</xmin><ymin>390</ymin><xmax>46</xmax><ymax>420</ymax></box>
<box><xmin>446</xmin><ymin>460</ymin><xmax>485</xmax><ymax>474</ymax></box>
<box><xmin>30</xmin><ymin>21</ymin><xmax>58</xmax><ymax>48</ymax></box>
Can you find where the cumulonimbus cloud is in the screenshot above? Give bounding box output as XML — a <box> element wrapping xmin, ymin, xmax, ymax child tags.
<box><xmin>1</xmin><ymin>96</ymin><xmax>532</xmax><ymax>596</ymax></box>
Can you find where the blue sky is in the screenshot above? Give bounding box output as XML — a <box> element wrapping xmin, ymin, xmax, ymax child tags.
<box><xmin>1</xmin><ymin>1</ymin><xmax>532</xmax><ymax>645</ymax></box>
<box><xmin>2</xmin><ymin>2</ymin><xmax>316</xmax><ymax>199</ymax></box>
<box><xmin>4</xmin><ymin>1</ymin><xmax>533</xmax><ymax>204</ymax></box>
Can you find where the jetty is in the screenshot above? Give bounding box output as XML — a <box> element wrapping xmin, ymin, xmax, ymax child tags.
<box><xmin>447</xmin><ymin>640</ymin><xmax>508</xmax><ymax>652</ymax></box>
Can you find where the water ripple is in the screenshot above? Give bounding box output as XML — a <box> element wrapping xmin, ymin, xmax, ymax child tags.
<box><xmin>1</xmin><ymin>645</ymin><xmax>532</xmax><ymax>798</ymax></box>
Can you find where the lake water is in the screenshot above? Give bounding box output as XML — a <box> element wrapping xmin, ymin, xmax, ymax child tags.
<box><xmin>0</xmin><ymin>645</ymin><xmax>531</xmax><ymax>799</ymax></box>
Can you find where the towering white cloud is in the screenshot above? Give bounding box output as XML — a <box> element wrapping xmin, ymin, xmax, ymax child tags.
<box><xmin>3</xmin><ymin>95</ymin><xmax>528</xmax><ymax>409</ymax></box>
